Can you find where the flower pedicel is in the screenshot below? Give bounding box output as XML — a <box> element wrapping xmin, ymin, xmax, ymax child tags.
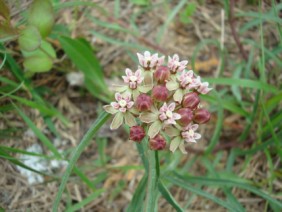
<box><xmin>103</xmin><ymin>51</ymin><xmax>212</xmax><ymax>154</ymax></box>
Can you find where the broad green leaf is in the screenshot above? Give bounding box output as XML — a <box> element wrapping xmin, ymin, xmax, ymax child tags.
<box><xmin>18</xmin><ymin>26</ymin><xmax>41</xmax><ymax>52</ymax></box>
<box><xmin>28</xmin><ymin>0</ymin><xmax>54</xmax><ymax>37</ymax></box>
<box><xmin>59</xmin><ymin>36</ymin><xmax>111</xmax><ymax>102</ymax></box>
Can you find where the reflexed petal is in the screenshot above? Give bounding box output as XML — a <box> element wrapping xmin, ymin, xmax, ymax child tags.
<box><xmin>166</xmin><ymin>80</ymin><xmax>179</xmax><ymax>91</ymax></box>
<box><xmin>194</xmin><ymin>133</ymin><xmax>201</xmax><ymax>140</ymax></box>
<box><xmin>129</xmin><ymin>107</ymin><xmax>139</xmax><ymax>115</ymax></box>
<box><xmin>173</xmin><ymin>89</ymin><xmax>183</xmax><ymax>103</ymax></box>
<box><xmin>111</xmin><ymin>102</ymin><xmax>119</xmax><ymax>109</ymax></box>
<box><xmin>144</xmin><ymin>51</ymin><xmax>151</xmax><ymax>57</ymax></box>
<box><xmin>191</xmin><ymin>124</ymin><xmax>199</xmax><ymax>131</ymax></box>
<box><xmin>103</xmin><ymin>105</ymin><xmax>118</xmax><ymax>114</ymax></box>
<box><xmin>124</xmin><ymin>92</ymin><xmax>132</xmax><ymax>101</ymax></box>
<box><xmin>173</xmin><ymin>54</ymin><xmax>179</xmax><ymax>61</ymax></box>
<box><xmin>113</xmin><ymin>85</ymin><xmax>127</xmax><ymax>92</ymax></box>
<box><xmin>172</xmin><ymin>113</ymin><xmax>181</xmax><ymax>120</ymax></box>
<box><xmin>165</xmin><ymin>126</ymin><xmax>179</xmax><ymax>137</ymax></box>
<box><xmin>180</xmin><ymin>60</ymin><xmax>188</xmax><ymax>66</ymax></box>
<box><xmin>125</xmin><ymin>68</ymin><xmax>132</xmax><ymax>76</ymax></box>
<box><xmin>124</xmin><ymin>112</ymin><xmax>137</xmax><ymax>127</ymax></box>
<box><xmin>169</xmin><ymin>136</ymin><xmax>181</xmax><ymax>153</ymax></box>
<box><xmin>148</xmin><ymin>121</ymin><xmax>162</xmax><ymax>138</ymax></box>
<box><xmin>179</xmin><ymin>142</ymin><xmax>187</xmax><ymax>154</ymax></box>
<box><xmin>137</xmin><ymin>53</ymin><xmax>144</xmax><ymax>65</ymax></box>
<box><xmin>132</xmin><ymin>89</ymin><xmax>140</xmax><ymax>101</ymax></box>
<box><xmin>144</xmin><ymin>72</ymin><xmax>153</xmax><ymax>85</ymax></box>
<box><xmin>139</xmin><ymin>112</ymin><xmax>158</xmax><ymax>123</ymax></box>
<box><xmin>168</xmin><ymin>102</ymin><xmax>175</xmax><ymax>111</ymax></box>
<box><xmin>139</xmin><ymin>85</ymin><xmax>153</xmax><ymax>93</ymax></box>
<box><xmin>135</xmin><ymin>69</ymin><xmax>142</xmax><ymax>77</ymax></box>
<box><xmin>115</xmin><ymin>92</ymin><xmax>122</xmax><ymax>101</ymax></box>
<box><xmin>127</xmin><ymin>101</ymin><xmax>134</xmax><ymax>109</ymax></box>
<box><xmin>110</xmin><ymin>112</ymin><xmax>124</xmax><ymax>130</ymax></box>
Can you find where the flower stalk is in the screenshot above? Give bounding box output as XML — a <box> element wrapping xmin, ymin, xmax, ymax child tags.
<box><xmin>145</xmin><ymin>147</ymin><xmax>159</xmax><ymax>212</ymax></box>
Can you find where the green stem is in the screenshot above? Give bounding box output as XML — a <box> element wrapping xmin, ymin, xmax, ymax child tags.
<box><xmin>145</xmin><ymin>149</ymin><xmax>159</xmax><ymax>212</ymax></box>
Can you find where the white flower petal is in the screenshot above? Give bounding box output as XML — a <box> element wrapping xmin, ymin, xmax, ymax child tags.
<box><xmin>103</xmin><ymin>105</ymin><xmax>118</xmax><ymax>114</ymax></box>
<box><xmin>110</xmin><ymin>112</ymin><xmax>124</xmax><ymax>130</ymax></box>
<box><xmin>139</xmin><ymin>112</ymin><xmax>158</xmax><ymax>123</ymax></box>
<box><xmin>173</xmin><ymin>89</ymin><xmax>183</xmax><ymax>103</ymax></box>
<box><xmin>169</xmin><ymin>136</ymin><xmax>181</xmax><ymax>153</ymax></box>
<box><xmin>148</xmin><ymin>121</ymin><xmax>162</xmax><ymax>138</ymax></box>
<box><xmin>113</xmin><ymin>85</ymin><xmax>127</xmax><ymax>92</ymax></box>
<box><xmin>165</xmin><ymin>126</ymin><xmax>179</xmax><ymax>137</ymax></box>
<box><xmin>124</xmin><ymin>112</ymin><xmax>136</xmax><ymax>127</ymax></box>
<box><xmin>166</xmin><ymin>80</ymin><xmax>179</xmax><ymax>91</ymax></box>
<box><xmin>179</xmin><ymin>142</ymin><xmax>187</xmax><ymax>154</ymax></box>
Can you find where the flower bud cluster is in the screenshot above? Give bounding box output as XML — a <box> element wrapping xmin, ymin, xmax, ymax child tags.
<box><xmin>104</xmin><ymin>51</ymin><xmax>212</xmax><ymax>154</ymax></box>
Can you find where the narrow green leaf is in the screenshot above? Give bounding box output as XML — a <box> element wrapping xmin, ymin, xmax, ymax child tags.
<box><xmin>204</xmin><ymin>78</ymin><xmax>278</xmax><ymax>93</ymax></box>
<box><xmin>52</xmin><ymin>111</ymin><xmax>110</xmax><ymax>212</ymax></box>
<box><xmin>126</xmin><ymin>175</ymin><xmax>148</xmax><ymax>212</ymax></box>
<box><xmin>65</xmin><ymin>189</ymin><xmax>104</xmax><ymax>212</ymax></box>
<box><xmin>171</xmin><ymin>174</ymin><xmax>282</xmax><ymax>209</ymax></box>
<box><xmin>13</xmin><ymin>103</ymin><xmax>61</xmax><ymax>158</ymax></box>
<box><xmin>165</xmin><ymin>175</ymin><xmax>235</xmax><ymax>211</ymax></box>
<box><xmin>158</xmin><ymin>180</ymin><xmax>184</xmax><ymax>212</ymax></box>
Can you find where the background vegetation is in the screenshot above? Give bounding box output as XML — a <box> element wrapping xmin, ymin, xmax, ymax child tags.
<box><xmin>0</xmin><ymin>0</ymin><xmax>281</xmax><ymax>211</ymax></box>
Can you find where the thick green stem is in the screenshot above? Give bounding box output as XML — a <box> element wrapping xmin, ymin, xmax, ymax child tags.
<box><xmin>145</xmin><ymin>149</ymin><xmax>159</xmax><ymax>212</ymax></box>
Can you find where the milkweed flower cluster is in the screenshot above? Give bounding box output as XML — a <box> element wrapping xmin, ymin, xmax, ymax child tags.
<box><xmin>103</xmin><ymin>51</ymin><xmax>212</xmax><ymax>154</ymax></box>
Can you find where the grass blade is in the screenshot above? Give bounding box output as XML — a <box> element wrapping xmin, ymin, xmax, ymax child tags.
<box><xmin>158</xmin><ymin>180</ymin><xmax>184</xmax><ymax>212</ymax></box>
<box><xmin>65</xmin><ymin>189</ymin><xmax>104</xmax><ymax>212</ymax></box>
<box><xmin>126</xmin><ymin>175</ymin><xmax>148</xmax><ymax>212</ymax></box>
<box><xmin>52</xmin><ymin>111</ymin><xmax>110</xmax><ymax>212</ymax></box>
<box><xmin>171</xmin><ymin>173</ymin><xmax>282</xmax><ymax>209</ymax></box>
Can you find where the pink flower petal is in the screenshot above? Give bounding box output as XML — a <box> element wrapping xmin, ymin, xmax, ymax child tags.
<box><xmin>125</xmin><ymin>68</ymin><xmax>133</xmax><ymax>76</ymax></box>
<box><xmin>115</xmin><ymin>93</ymin><xmax>122</xmax><ymax>101</ymax></box>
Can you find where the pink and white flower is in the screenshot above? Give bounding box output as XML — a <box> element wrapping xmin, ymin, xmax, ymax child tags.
<box><xmin>113</xmin><ymin>68</ymin><xmax>152</xmax><ymax>100</ymax></box>
<box><xmin>122</xmin><ymin>68</ymin><xmax>144</xmax><ymax>89</ymax></box>
<box><xmin>166</xmin><ymin>70</ymin><xmax>200</xmax><ymax>103</ymax></box>
<box><xmin>103</xmin><ymin>92</ymin><xmax>137</xmax><ymax>129</ymax></box>
<box><xmin>110</xmin><ymin>92</ymin><xmax>134</xmax><ymax>113</ymax></box>
<box><xmin>165</xmin><ymin>123</ymin><xmax>201</xmax><ymax>154</ymax></box>
<box><xmin>168</xmin><ymin>54</ymin><xmax>188</xmax><ymax>74</ymax></box>
<box><xmin>139</xmin><ymin>103</ymin><xmax>180</xmax><ymax>138</ymax></box>
<box><xmin>137</xmin><ymin>51</ymin><xmax>165</xmax><ymax>70</ymax></box>
<box><xmin>196</xmin><ymin>81</ymin><xmax>213</xmax><ymax>94</ymax></box>
<box><xmin>159</xmin><ymin>103</ymin><xmax>181</xmax><ymax>125</ymax></box>
<box><xmin>181</xmin><ymin>124</ymin><xmax>201</xmax><ymax>143</ymax></box>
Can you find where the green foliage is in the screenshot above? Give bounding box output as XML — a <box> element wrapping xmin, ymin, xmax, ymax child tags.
<box><xmin>1</xmin><ymin>1</ymin><xmax>282</xmax><ymax>211</ymax></box>
<box><xmin>18</xmin><ymin>26</ymin><xmax>41</xmax><ymax>52</ymax></box>
<box><xmin>28</xmin><ymin>0</ymin><xmax>55</xmax><ymax>38</ymax></box>
<box><xmin>130</xmin><ymin>0</ymin><xmax>150</xmax><ymax>6</ymax></box>
<box><xmin>59</xmin><ymin>36</ymin><xmax>111</xmax><ymax>102</ymax></box>
<box><xmin>179</xmin><ymin>3</ymin><xmax>197</xmax><ymax>24</ymax></box>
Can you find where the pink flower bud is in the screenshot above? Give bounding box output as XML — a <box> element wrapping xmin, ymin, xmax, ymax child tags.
<box><xmin>136</xmin><ymin>94</ymin><xmax>152</xmax><ymax>111</ymax></box>
<box><xmin>182</xmin><ymin>92</ymin><xmax>200</xmax><ymax>109</ymax></box>
<box><xmin>177</xmin><ymin>108</ymin><xmax>193</xmax><ymax>126</ymax></box>
<box><xmin>152</xmin><ymin>85</ymin><xmax>169</xmax><ymax>102</ymax></box>
<box><xmin>193</xmin><ymin>109</ymin><xmax>211</xmax><ymax>124</ymax></box>
<box><xmin>129</xmin><ymin>126</ymin><xmax>146</xmax><ymax>142</ymax></box>
<box><xmin>149</xmin><ymin>134</ymin><xmax>166</xmax><ymax>150</ymax></box>
<box><xmin>154</xmin><ymin>66</ymin><xmax>170</xmax><ymax>83</ymax></box>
